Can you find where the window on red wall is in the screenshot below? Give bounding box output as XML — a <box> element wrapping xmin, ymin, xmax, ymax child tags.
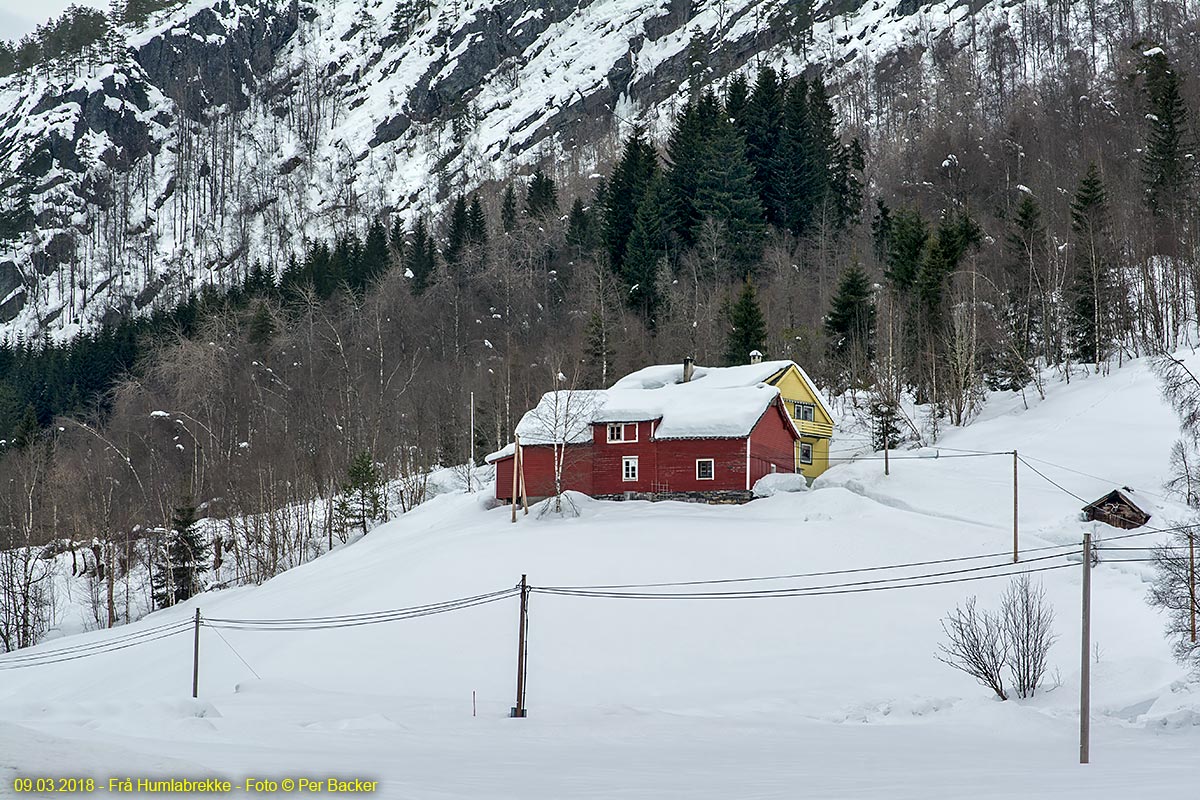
<box><xmin>622</xmin><ymin>456</ymin><xmax>639</xmax><ymax>481</ymax></box>
<box><xmin>696</xmin><ymin>459</ymin><xmax>714</xmax><ymax>480</ymax></box>
<box><xmin>607</xmin><ymin>423</ymin><xmax>638</xmax><ymax>442</ymax></box>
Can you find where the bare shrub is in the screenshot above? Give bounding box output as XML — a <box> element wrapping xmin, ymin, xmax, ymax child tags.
<box><xmin>1001</xmin><ymin>574</ymin><xmax>1057</xmax><ymax>698</ymax></box>
<box><xmin>938</xmin><ymin>596</ymin><xmax>1009</xmax><ymax>700</ymax></box>
<box><xmin>1148</xmin><ymin>532</ymin><xmax>1200</xmax><ymax>670</ymax></box>
<box><xmin>939</xmin><ymin>575</ymin><xmax>1058</xmax><ymax>700</ymax></box>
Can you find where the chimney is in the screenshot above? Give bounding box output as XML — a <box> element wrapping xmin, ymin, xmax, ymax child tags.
<box><xmin>682</xmin><ymin>356</ymin><xmax>695</xmax><ymax>383</ymax></box>
<box><xmin>749</xmin><ymin>349</ymin><xmax>763</xmax><ymax>365</ymax></box>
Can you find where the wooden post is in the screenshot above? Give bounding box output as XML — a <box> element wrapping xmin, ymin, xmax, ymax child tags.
<box><xmin>1080</xmin><ymin>532</ymin><xmax>1091</xmax><ymax>765</ymax></box>
<box><xmin>1190</xmin><ymin>532</ymin><xmax>1196</xmax><ymax>644</ymax></box>
<box><xmin>192</xmin><ymin>608</ymin><xmax>201</xmax><ymax>699</ymax></box>
<box><xmin>1012</xmin><ymin>450</ymin><xmax>1019</xmax><ymax>563</ymax></box>
<box><xmin>511</xmin><ymin>575</ymin><xmax>529</xmax><ymax>718</ymax></box>
<box><xmin>519</xmin><ymin>440</ymin><xmax>529</xmax><ymax>516</ymax></box>
<box><xmin>468</xmin><ymin>392</ymin><xmax>475</xmax><ymax>493</ymax></box>
<box><xmin>510</xmin><ymin>435</ymin><xmax>520</xmax><ymax>523</ymax></box>
<box><xmin>883</xmin><ymin>427</ymin><xmax>890</xmax><ymax>476</ymax></box>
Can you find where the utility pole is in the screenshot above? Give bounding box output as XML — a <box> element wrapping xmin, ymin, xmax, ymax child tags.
<box><xmin>469</xmin><ymin>391</ymin><xmax>475</xmax><ymax>493</ymax></box>
<box><xmin>192</xmin><ymin>608</ymin><xmax>201</xmax><ymax>699</ymax></box>
<box><xmin>1012</xmin><ymin>450</ymin><xmax>1019</xmax><ymax>563</ymax></box>
<box><xmin>511</xmin><ymin>575</ymin><xmax>529</xmax><ymax>718</ymax></box>
<box><xmin>1080</xmin><ymin>532</ymin><xmax>1092</xmax><ymax>765</ymax></box>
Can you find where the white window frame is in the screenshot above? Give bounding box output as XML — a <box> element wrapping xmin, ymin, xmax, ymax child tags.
<box><xmin>793</xmin><ymin>402</ymin><xmax>816</xmax><ymax>422</ymax></box>
<box><xmin>622</xmin><ymin>456</ymin><xmax>639</xmax><ymax>482</ymax></box>
<box><xmin>607</xmin><ymin>422</ymin><xmax>638</xmax><ymax>443</ymax></box>
<box><xmin>798</xmin><ymin>442</ymin><xmax>814</xmax><ymax>465</ymax></box>
<box><xmin>696</xmin><ymin>458</ymin><xmax>715</xmax><ymax>481</ymax></box>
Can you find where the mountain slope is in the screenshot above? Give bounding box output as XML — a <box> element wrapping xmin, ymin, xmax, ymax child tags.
<box><xmin>1</xmin><ymin>356</ymin><xmax>1197</xmax><ymax>796</ymax></box>
<box><xmin>0</xmin><ymin>0</ymin><xmax>1115</xmax><ymax>338</ymax></box>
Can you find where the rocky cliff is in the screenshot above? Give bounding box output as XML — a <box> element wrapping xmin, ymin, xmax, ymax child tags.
<box><xmin>0</xmin><ymin>0</ymin><xmax>1087</xmax><ymax>337</ymax></box>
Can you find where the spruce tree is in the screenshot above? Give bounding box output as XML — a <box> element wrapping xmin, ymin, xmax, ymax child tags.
<box><xmin>622</xmin><ymin>174</ymin><xmax>672</xmax><ymax>323</ymax></box>
<box><xmin>724</xmin><ymin>278</ymin><xmax>767</xmax><ymax>365</ymax></box>
<box><xmin>524</xmin><ymin>169</ymin><xmax>558</xmax><ymax>218</ymax></box>
<box><xmin>995</xmin><ymin>195</ymin><xmax>1048</xmax><ymax>386</ymax></box>
<box><xmin>871</xmin><ymin>198</ymin><xmax>893</xmax><ymax>265</ymax></box>
<box><xmin>603</xmin><ymin>127</ymin><xmax>659</xmax><ymax>270</ymax></box>
<box><xmin>583</xmin><ymin>309</ymin><xmax>613</xmax><ymax>388</ymax></box>
<box><xmin>1068</xmin><ymin>164</ymin><xmax>1114</xmax><ymax>366</ymax></box>
<box><xmin>724</xmin><ymin>73</ymin><xmax>749</xmax><ymax>127</ymax></box>
<box><xmin>694</xmin><ymin>114</ymin><xmax>766</xmax><ymax>274</ymax></box>
<box><xmin>10</xmin><ymin>403</ymin><xmax>39</xmax><ymax>449</ymax></box>
<box><xmin>359</xmin><ymin>219</ymin><xmax>390</xmax><ymax>288</ymax></box>
<box><xmin>1142</xmin><ymin>51</ymin><xmax>1196</xmax><ymax>219</ymax></box>
<box><xmin>884</xmin><ymin>208</ymin><xmax>929</xmax><ymax>294</ymax></box>
<box><xmin>336</xmin><ymin>451</ymin><xmax>384</xmax><ymax>536</ymax></box>
<box><xmin>825</xmin><ymin>264</ymin><xmax>876</xmax><ymax>362</ymax></box>
<box><xmin>566</xmin><ymin>197</ymin><xmax>593</xmax><ymax>254</ymax></box>
<box><xmin>500</xmin><ymin>184</ymin><xmax>518</xmax><ymax>232</ymax></box>
<box><xmin>152</xmin><ymin>501</ymin><xmax>207</xmax><ymax>609</ymax></box>
<box><xmin>247</xmin><ymin>301</ymin><xmax>275</xmax><ymax>350</ymax></box>
<box><xmin>741</xmin><ymin>66</ymin><xmax>786</xmax><ymax>223</ymax></box>
<box><xmin>779</xmin><ymin>77</ymin><xmax>818</xmax><ymax>235</ymax></box>
<box><xmin>466</xmin><ymin>195</ymin><xmax>488</xmax><ymax>245</ymax></box>
<box><xmin>405</xmin><ymin>216</ymin><xmax>436</xmax><ymax>295</ymax></box>
<box><xmin>443</xmin><ymin>195</ymin><xmax>470</xmax><ymax>265</ymax></box>
<box><xmin>665</xmin><ymin>92</ymin><xmax>721</xmax><ymax>244</ymax></box>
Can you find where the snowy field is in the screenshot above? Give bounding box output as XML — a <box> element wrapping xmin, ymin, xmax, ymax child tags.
<box><xmin>2</xmin><ymin>356</ymin><xmax>1199</xmax><ymax>798</ymax></box>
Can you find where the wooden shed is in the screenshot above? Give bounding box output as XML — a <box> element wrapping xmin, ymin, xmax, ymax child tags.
<box><xmin>1081</xmin><ymin>489</ymin><xmax>1151</xmax><ymax>530</ymax></box>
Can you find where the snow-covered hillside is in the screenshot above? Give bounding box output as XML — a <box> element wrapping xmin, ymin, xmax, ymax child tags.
<box><xmin>1</xmin><ymin>356</ymin><xmax>1197</xmax><ymax>796</ymax></box>
<box><xmin>0</xmin><ymin>0</ymin><xmax>1121</xmax><ymax>338</ymax></box>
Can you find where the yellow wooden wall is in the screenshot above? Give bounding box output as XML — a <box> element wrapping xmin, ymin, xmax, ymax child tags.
<box><xmin>769</xmin><ymin>366</ymin><xmax>834</xmax><ymax>479</ymax></box>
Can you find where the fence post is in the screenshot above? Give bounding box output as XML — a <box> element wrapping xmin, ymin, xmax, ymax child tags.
<box><xmin>192</xmin><ymin>608</ymin><xmax>201</xmax><ymax>699</ymax></box>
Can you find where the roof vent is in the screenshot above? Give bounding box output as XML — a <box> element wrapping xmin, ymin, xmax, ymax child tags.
<box><xmin>682</xmin><ymin>356</ymin><xmax>695</xmax><ymax>382</ymax></box>
<box><xmin>749</xmin><ymin>349</ymin><xmax>763</xmax><ymax>365</ymax></box>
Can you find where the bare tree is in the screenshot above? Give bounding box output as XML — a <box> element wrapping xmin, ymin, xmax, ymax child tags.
<box><xmin>1000</xmin><ymin>574</ymin><xmax>1057</xmax><ymax>698</ymax></box>
<box><xmin>938</xmin><ymin>596</ymin><xmax>1009</xmax><ymax>700</ymax></box>
<box><xmin>1148</xmin><ymin>531</ymin><xmax>1200</xmax><ymax>669</ymax></box>
<box><xmin>524</xmin><ymin>363</ymin><xmax>599</xmax><ymax>516</ymax></box>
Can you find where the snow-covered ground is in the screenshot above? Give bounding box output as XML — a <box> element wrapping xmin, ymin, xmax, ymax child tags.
<box><xmin>2</xmin><ymin>356</ymin><xmax>1198</xmax><ymax>797</ymax></box>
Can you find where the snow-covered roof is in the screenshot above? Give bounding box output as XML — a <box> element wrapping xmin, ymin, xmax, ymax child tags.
<box><xmin>612</xmin><ymin>359</ymin><xmax>834</xmax><ymax>421</ymax></box>
<box><xmin>485</xmin><ymin>361</ymin><xmax>824</xmax><ymax>462</ymax></box>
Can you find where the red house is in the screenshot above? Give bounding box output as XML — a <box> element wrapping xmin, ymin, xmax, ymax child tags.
<box><xmin>487</xmin><ymin>360</ymin><xmax>804</xmax><ymax>502</ymax></box>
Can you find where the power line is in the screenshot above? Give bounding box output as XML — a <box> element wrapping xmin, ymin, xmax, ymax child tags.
<box><xmin>1016</xmin><ymin>455</ymin><xmax>1200</xmax><ymax>537</ymax></box>
<box><xmin>206</xmin><ymin>589</ymin><xmax>520</xmax><ymax>631</ymax></box>
<box><xmin>0</xmin><ymin>619</ymin><xmax>192</xmax><ymax>665</ymax></box>
<box><xmin>0</xmin><ymin>625</ymin><xmax>191</xmax><ymax>670</ymax></box>
<box><xmin>534</xmin><ymin>552</ymin><xmax>1072</xmax><ymax>600</ymax></box>
<box><xmin>534</xmin><ymin>561</ymin><xmax>1076</xmax><ymax>601</ymax></box>
<box><xmin>205</xmin><ymin>587</ymin><xmax>518</xmax><ymax>626</ymax></box>
<box><xmin>1093</xmin><ymin>520</ymin><xmax>1200</xmax><ymax>543</ymax></box>
<box><xmin>1018</xmin><ymin>454</ymin><xmax>1172</xmax><ymax>503</ymax></box>
<box><xmin>1017</xmin><ymin>456</ymin><xmax>1089</xmax><ymax>503</ymax></box>
<box><xmin>548</xmin><ymin>542</ymin><xmax>1083</xmax><ymax>591</ymax></box>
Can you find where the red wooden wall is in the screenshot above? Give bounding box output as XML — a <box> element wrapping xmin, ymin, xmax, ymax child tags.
<box><xmin>493</xmin><ymin>400</ymin><xmax>798</xmax><ymax>499</ymax></box>
<box><xmin>748</xmin><ymin>401</ymin><xmax>801</xmax><ymax>484</ymax></box>
<box><xmin>494</xmin><ymin>444</ymin><xmax>593</xmax><ymax>500</ymax></box>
